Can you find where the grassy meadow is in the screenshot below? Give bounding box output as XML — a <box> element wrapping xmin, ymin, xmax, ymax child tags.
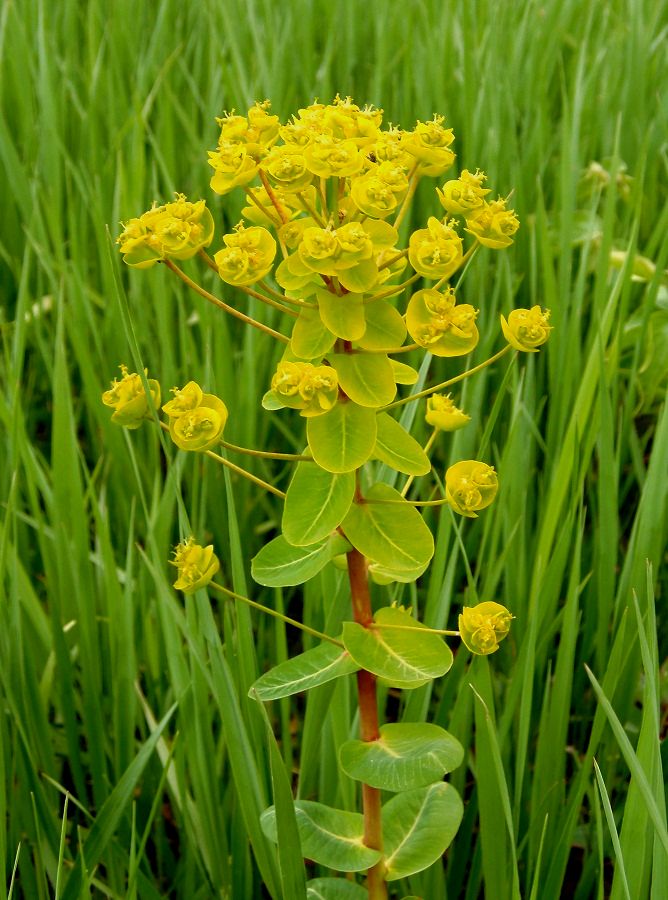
<box><xmin>1</xmin><ymin>0</ymin><xmax>667</xmax><ymax>897</ymax></box>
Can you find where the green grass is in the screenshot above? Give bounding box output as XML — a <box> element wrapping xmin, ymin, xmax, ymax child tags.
<box><xmin>1</xmin><ymin>0</ymin><xmax>667</xmax><ymax>897</ymax></box>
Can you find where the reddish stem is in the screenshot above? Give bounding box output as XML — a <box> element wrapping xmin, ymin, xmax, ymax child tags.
<box><xmin>346</xmin><ymin>547</ymin><xmax>387</xmax><ymax>899</ymax></box>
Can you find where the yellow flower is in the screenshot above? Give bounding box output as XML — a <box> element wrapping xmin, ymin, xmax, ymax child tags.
<box><xmin>445</xmin><ymin>459</ymin><xmax>498</xmax><ymax>518</ymax></box>
<box><xmin>262</xmin><ymin>145</ymin><xmax>314</xmax><ymax>192</ymax></box>
<box><xmin>500</xmin><ymin>306</ymin><xmax>552</xmax><ymax>352</ymax></box>
<box><xmin>171</xmin><ymin>538</ymin><xmax>220</xmax><ymax>594</ymax></box>
<box><xmin>368</xmin><ymin>127</ymin><xmax>412</xmax><ymax>168</ymax></box>
<box><xmin>214</xmin><ymin>224</ymin><xmax>277</xmax><ymax>286</ymax></box>
<box><xmin>403</xmin><ymin>115</ymin><xmax>456</xmax><ymax>175</ymax></box>
<box><xmin>162</xmin><ymin>381</ymin><xmax>203</xmax><ymax>418</ymax></box>
<box><xmin>465</xmin><ymin>197</ymin><xmax>519</xmax><ymax>249</ymax></box>
<box><xmin>350</xmin><ymin>163</ymin><xmax>408</xmax><ymax>219</ymax></box>
<box><xmin>102</xmin><ymin>365</ymin><xmax>161</xmax><ymax>429</ymax></box>
<box><xmin>169</xmin><ymin>392</ymin><xmax>228</xmax><ymax>451</ymax></box>
<box><xmin>208</xmin><ymin>142</ymin><xmax>258</xmax><ymax>195</ymax></box>
<box><xmin>270</xmin><ymin>361</ymin><xmax>338</xmax><ymax>417</ymax></box>
<box><xmin>117</xmin><ymin>196</ymin><xmax>214</xmax><ymax>268</ymax></box>
<box><xmin>459</xmin><ymin>601</ymin><xmax>513</xmax><ymax>655</ymax></box>
<box><xmin>408</xmin><ymin>217</ymin><xmax>463</xmax><ymax>279</ymax></box>
<box><xmin>425</xmin><ymin>394</ymin><xmax>470</xmax><ymax>431</ymax></box>
<box><xmin>303</xmin><ymin>136</ymin><xmax>364</xmax><ymax>178</ymax></box>
<box><xmin>406</xmin><ymin>288</ymin><xmax>479</xmax><ymax>357</ymax></box>
<box><xmin>437</xmin><ymin>169</ymin><xmax>490</xmax><ymax>216</ymax></box>
<box><xmin>298</xmin><ymin>226</ymin><xmax>340</xmax><ymax>275</ymax></box>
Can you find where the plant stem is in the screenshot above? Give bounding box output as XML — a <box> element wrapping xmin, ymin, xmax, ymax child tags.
<box><xmin>208</xmin><ymin>582</ymin><xmax>342</xmax><ymax>645</ymax></box>
<box><xmin>258</xmin><ymin>169</ymin><xmax>290</xmax><ymax>224</ymax></box>
<box><xmin>243</xmin><ymin>186</ymin><xmax>282</xmax><ymax>227</ymax></box>
<box><xmin>219</xmin><ymin>439</ymin><xmax>313</xmax><ymax>461</ymax></box>
<box><xmin>393</xmin><ymin>164</ymin><xmax>420</xmax><ymax>230</ymax></box>
<box><xmin>158</xmin><ymin>422</ymin><xmax>286</xmax><ymax>498</ymax></box>
<box><xmin>382</xmin><ymin>345</ymin><xmax>514</xmax><ymax>412</ymax></box>
<box><xmin>402</xmin><ymin>428</ymin><xmax>438</xmax><ymax>497</ymax></box>
<box><xmin>346</xmin><ymin>547</ymin><xmax>387</xmax><ymax>899</ymax></box>
<box><xmin>164</xmin><ymin>260</ymin><xmax>289</xmax><ymax>344</ymax></box>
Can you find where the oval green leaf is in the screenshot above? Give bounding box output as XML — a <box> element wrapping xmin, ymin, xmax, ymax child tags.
<box><xmin>306</xmin><ymin>878</ymin><xmax>368</xmax><ymax>899</ymax></box>
<box><xmin>390</xmin><ymin>359</ymin><xmax>419</xmax><ymax>385</ymax></box>
<box><xmin>339</xmin><ymin>723</ymin><xmax>464</xmax><ymax>791</ymax></box>
<box><xmin>307</xmin><ymin>401</ymin><xmax>377</xmax><ymax>473</ymax></box>
<box><xmin>316</xmin><ymin>288</ymin><xmax>367</xmax><ymax>341</ymax></box>
<box><xmin>283</xmin><ymin>462</ymin><xmax>355</xmax><ymax>546</ymax></box>
<box><xmin>251</xmin><ymin>533</ymin><xmax>350</xmax><ymax>587</ymax></box>
<box><xmin>382</xmin><ymin>783</ymin><xmax>464</xmax><ymax>881</ymax></box>
<box><xmin>251</xmin><ymin>642</ymin><xmax>359</xmax><ymax>700</ymax></box>
<box><xmin>337</xmin><ymin>258</ymin><xmax>379</xmax><ymax>293</ymax></box>
<box><xmin>341</xmin><ymin>483</ymin><xmax>434</xmax><ymax>572</ymax></box>
<box><xmin>261</xmin><ymin>801</ymin><xmax>382</xmax><ymax>872</ymax></box>
<box><xmin>329</xmin><ymin>353</ymin><xmax>397</xmax><ymax>408</ymax></box>
<box><xmin>356</xmin><ymin>300</ymin><xmax>407</xmax><ymax>351</ymax></box>
<box><xmin>342</xmin><ymin>606</ymin><xmax>452</xmax><ymax>689</ymax></box>
<box><xmin>291</xmin><ymin>307</ymin><xmax>337</xmax><ymax>359</ymax></box>
<box><xmin>373</xmin><ymin>413</ymin><xmax>431</xmax><ymax>475</ymax></box>
<box><xmin>368</xmin><ymin>559</ymin><xmax>430</xmax><ymax>585</ymax></box>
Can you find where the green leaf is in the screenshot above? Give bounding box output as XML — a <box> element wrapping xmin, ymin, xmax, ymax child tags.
<box><xmin>368</xmin><ymin>560</ymin><xmax>429</xmax><ymax>585</ymax></box>
<box><xmin>306</xmin><ymin>878</ymin><xmax>367</xmax><ymax>899</ymax></box>
<box><xmin>291</xmin><ymin>307</ymin><xmax>337</xmax><ymax>359</ymax></box>
<box><xmin>342</xmin><ymin>606</ymin><xmax>452</xmax><ymax>689</ymax></box>
<box><xmin>382</xmin><ymin>783</ymin><xmax>464</xmax><ymax>881</ymax></box>
<box><xmin>251</xmin><ymin>534</ymin><xmax>350</xmax><ymax>587</ymax></box>
<box><xmin>307</xmin><ymin>402</ymin><xmax>377</xmax><ymax>473</ymax></box>
<box><xmin>341</xmin><ymin>483</ymin><xmax>434</xmax><ymax>572</ymax></box>
<box><xmin>256</xmin><ymin>703</ymin><xmax>308</xmax><ymax>900</ymax></box>
<box><xmin>339</xmin><ymin>723</ymin><xmax>464</xmax><ymax>791</ymax></box>
<box><xmin>316</xmin><ymin>288</ymin><xmax>366</xmax><ymax>341</ymax></box>
<box><xmin>251</xmin><ymin>643</ymin><xmax>359</xmax><ymax>700</ymax></box>
<box><xmin>261</xmin><ymin>801</ymin><xmax>382</xmax><ymax>872</ymax></box>
<box><xmin>61</xmin><ymin>704</ymin><xmax>177</xmax><ymax>900</ymax></box>
<box><xmin>283</xmin><ymin>462</ymin><xmax>355</xmax><ymax>546</ymax></box>
<box><xmin>337</xmin><ymin>258</ymin><xmax>379</xmax><ymax>293</ymax></box>
<box><xmin>356</xmin><ymin>300</ymin><xmax>406</xmax><ymax>350</ymax></box>
<box><xmin>262</xmin><ymin>390</ymin><xmax>286</xmax><ymax>410</ymax></box>
<box><xmin>373</xmin><ymin>413</ymin><xmax>431</xmax><ymax>475</ymax></box>
<box><xmin>329</xmin><ymin>353</ymin><xmax>397</xmax><ymax>408</ymax></box>
<box><xmin>390</xmin><ymin>359</ymin><xmax>419</xmax><ymax>385</ymax></box>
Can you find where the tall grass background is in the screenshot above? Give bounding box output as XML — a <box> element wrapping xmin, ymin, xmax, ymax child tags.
<box><xmin>0</xmin><ymin>0</ymin><xmax>666</xmax><ymax>897</ymax></box>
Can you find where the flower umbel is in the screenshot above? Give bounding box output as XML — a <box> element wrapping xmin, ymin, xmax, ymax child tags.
<box><xmin>501</xmin><ymin>306</ymin><xmax>552</xmax><ymax>352</ymax></box>
<box><xmin>445</xmin><ymin>459</ymin><xmax>498</xmax><ymax>517</ymax></box>
<box><xmin>171</xmin><ymin>538</ymin><xmax>220</xmax><ymax>594</ymax></box>
<box><xmin>459</xmin><ymin>601</ymin><xmax>513</xmax><ymax>655</ymax></box>
<box><xmin>165</xmin><ymin>382</ymin><xmax>229</xmax><ymax>451</ymax></box>
<box><xmin>102</xmin><ymin>365</ymin><xmax>161</xmax><ymax>429</ymax></box>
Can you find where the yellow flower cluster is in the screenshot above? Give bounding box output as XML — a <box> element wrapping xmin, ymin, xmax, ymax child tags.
<box><xmin>459</xmin><ymin>601</ymin><xmax>513</xmax><ymax>655</ymax></box>
<box><xmin>117</xmin><ymin>195</ymin><xmax>214</xmax><ymax>268</ymax></box>
<box><xmin>270</xmin><ymin>361</ymin><xmax>339</xmax><ymax>417</ymax></box>
<box><xmin>171</xmin><ymin>538</ymin><xmax>220</xmax><ymax>594</ymax></box>
<box><xmin>102</xmin><ymin>365</ymin><xmax>161</xmax><ymax>429</ymax></box>
<box><xmin>501</xmin><ymin>306</ymin><xmax>553</xmax><ymax>352</ymax></box>
<box><xmin>445</xmin><ymin>460</ymin><xmax>498</xmax><ymax>518</ymax></box>
<box><xmin>406</xmin><ymin>288</ymin><xmax>479</xmax><ymax>356</ymax></box>
<box><xmin>162</xmin><ymin>381</ymin><xmax>228</xmax><ymax>451</ymax></box>
<box><xmin>425</xmin><ymin>394</ymin><xmax>470</xmax><ymax>431</ymax></box>
<box><xmin>214</xmin><ymin>224</ymin><xmax>277</xmax><ymax>286</ymax></box>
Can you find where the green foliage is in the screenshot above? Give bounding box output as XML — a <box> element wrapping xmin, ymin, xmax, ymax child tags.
<box><xmin>251</xmin><ymin>533</ymin><xmax>350</xmax><ymax>586</ymax></box>
<box><xmin>343</xmin><ymin>607</ymin><xmax>452</xmax><ymax>688</ymax></box>
<box><xmin>283</xmin><ymin>463</ymin><xmax>355</xmax><ymax>546</ymax></box>
<box><xmin>307</xmin><ymin>401</ymin><xmax>377</xmax><ymax>472</ymax></box>
<box><xmin>382</xmin><ymin>784</ymin><xmax>464</xmax><ymax>881</ymax></box>
<box><xmin>261</xmin><ymin>802</ymin><xmax>382</xmax><ymax>872</ymax></box>
<box><xmin>339</xmin><ymin>723</ymin><xmax>464</xmax><ymax>791</ymax></box>
<box><xmin>251</xmin><ymin>642</ymin><xmax>359</xmax><ymax>701</ymax></box>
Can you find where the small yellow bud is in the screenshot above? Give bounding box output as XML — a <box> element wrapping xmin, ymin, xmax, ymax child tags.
<box><xmin>171</xmin><ymin>538</ymin><xmax>220</xmax><ymax>594</ymax></box>
<box><xmin>117</xmin><ymin>195</ymin><xmax>214</xmax><ymax>268</ymax></box>
<box><xmin>270</xmin><ymin>361</ymin><xmax>338</xmax><ymax>417</ymax></box>
<box><xmin>102</xmin><ymin>365</ymin><xmax>161</xmax><ymax>429</ymax></box>
<box><xmin>214</xmin><ymin>225</ymin><xmax>277</xmax><ymax>286</ymax></box>
<box><xmin>437</xmin><ymin>169</ymin><xmax>490</xmax><ymax>216</ymax></box>
<box><xmin>445</xmin><ymin>460</ymin><xmax>498</xmax><ymax>518</ymax></box>
<box><xmin>459</xmin><ymin>601</ymin><xmax>513</xmax><ymax>655</ymax></box>
<box><xmin>162</xmin><ymin>381</ymin><xmax>203</xmax><ymax>418</ymax></box>
<box><xmin>403</xmin><ymin>115</ymin><xmax>456</xmax><ymax>176</ymax></box>
<box><xmin>208</xmin><ymin>142</ymin><xmax>258</xmax><ymax>195</ymax></box>
<box><xmin>425</xmin><ymin>394</ymin><xmax>470</xmax><ymax>431</ymax></box>
<box><xmin>500</xmin><ymin>306</ymin><xmax>552</xmax><ymax>352</ymax></box>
